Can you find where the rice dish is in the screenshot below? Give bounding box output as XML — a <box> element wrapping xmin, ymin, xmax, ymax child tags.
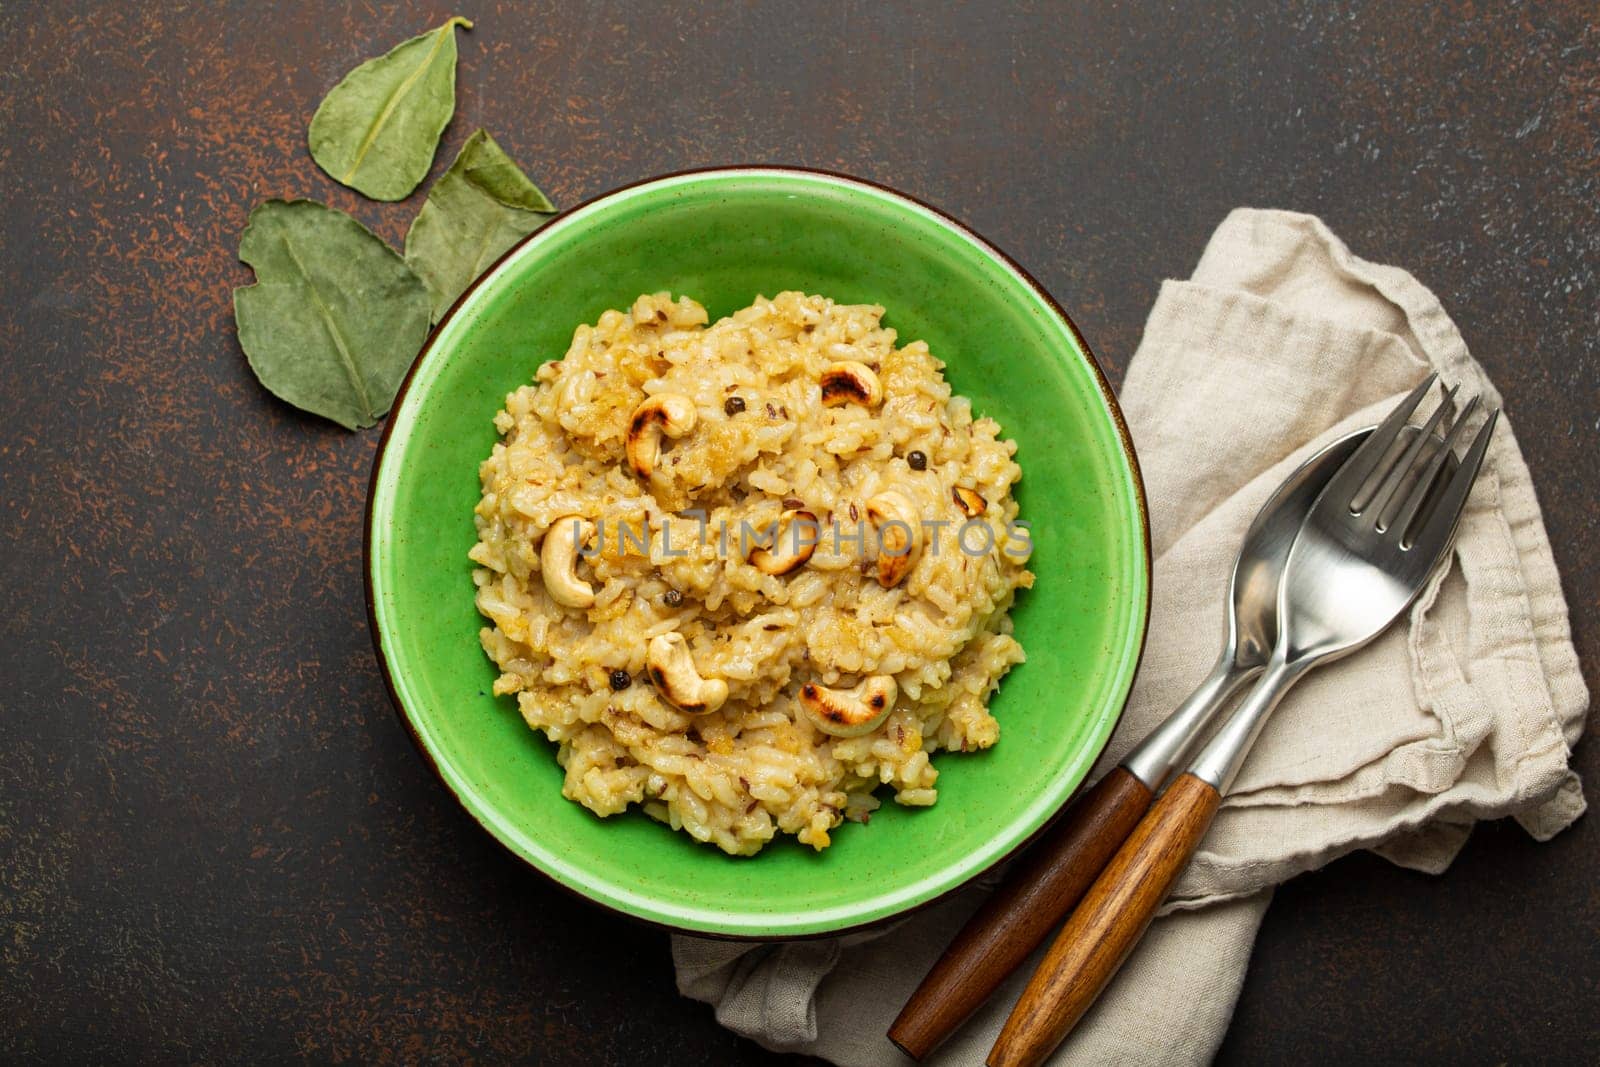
<box><xmin>470</xmin><ymin>291</ymin><xmax>1033</xmax><ymax>855</ymax></box>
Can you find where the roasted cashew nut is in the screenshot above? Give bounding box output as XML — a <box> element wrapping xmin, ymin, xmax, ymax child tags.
<box><xmin>799</xmin><ymin>675</ymin><xmax>899</xmax><ymax>737</ymax></box>
<box><xmin>541</xmin><ymin>515</ymin><xmax>596</xmax><ymax>608</ymax></box>
<box><xmin>819</xmin><ymin>361</ymin><xmax>884</xmax><ymax>408</ymax></box>
<box><xmin>1001</xmin><ymin>523</ymin><xmax>1034</xmax><ymax>565</ymax></box>
<box><xmin>646</xmin><ymin>633</ymin><xmax>729</xmax><ymax>714</ymax></box>
<box><xmin>865</xmin><ymin>490</ymin><xmax>922</xmax><ymax>588</ymax></box>
<box><xmin>747</xmin><ymin>509</ymin><xmax>819</xmax><ymax>576</ymax></box>
<box><xmin>951</xmin><ymin>485</ymin><xmax>987</xmax><ymax>518</ymax></box>
<box><xmin>626</xmin><ymin>393</ymin><xmax>698</xmax><ymax>477</ymax></box>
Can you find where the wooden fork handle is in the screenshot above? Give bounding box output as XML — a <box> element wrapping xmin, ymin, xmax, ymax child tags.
<box><xmin>888</xmin><ymin>767</ymin><xmax>1153</xmax><ymax>1060</ymax></box>
<box><xmin>987</xmin><ymin>773</ymin><xmax>1223</xmax><ymax>1067</ymax></box>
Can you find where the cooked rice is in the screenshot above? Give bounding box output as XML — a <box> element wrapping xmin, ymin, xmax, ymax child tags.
<box><xmin>470</xmin><ymin>292</ymin><xmax>1033</xmax><ymax>854</ymax></box>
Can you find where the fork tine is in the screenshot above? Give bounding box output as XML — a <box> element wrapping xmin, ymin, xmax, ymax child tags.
<box><xmin>1403</xmin><ymin>407</ymin><xmax>1498</xmax><ymax>552</ymax></box>
<box><xmin>1323</xmin><ymin>373</ymin><xmax>1438</xmax><ymax>511</ymax></box>
<box><xmin>1372</xmin><ymin>384</ymin><xmax>1459</xmax><ymax>530</ymax></box>
<box><xmin>1390</xmin><ymin>394</ymin><xmax>1480</xmax><ymax>542</ymax></box>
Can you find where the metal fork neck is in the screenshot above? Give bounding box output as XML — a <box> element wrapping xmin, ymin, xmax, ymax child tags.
<box><xmin>1187</xmin><ymin>654</ymin><xmax>1313</xmax><ymax>793</ymax></box>
<box><xmin>1122</xmin><ymin>652</ymin><xmax>1259</xmax><ymax>790</ymax></box>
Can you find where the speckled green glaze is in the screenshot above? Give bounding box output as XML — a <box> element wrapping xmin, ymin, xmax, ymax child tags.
<box><xmin>366</xmin><ymin>169</ymin><xmax>1149</xmax><ymax>938</ymax></box>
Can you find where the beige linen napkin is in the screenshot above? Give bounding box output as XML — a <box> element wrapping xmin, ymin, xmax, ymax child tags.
<box><xmin>673</xmin><ymin>209</ymin><xmax>1589</xmax><ymax>1065</ymax></box>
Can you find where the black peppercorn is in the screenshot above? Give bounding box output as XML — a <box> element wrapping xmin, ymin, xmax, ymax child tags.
<box><xmin>724</xmin><ymin>396</ymin><xmax>746</xmax><ymax>416</ymax></box>
<box><xmin>663</xmin><ymin>588</ymin><xmax>683</xmax><ymax>607</ymax></box>
<box><xmin>907</xmin><ymin>450</ymin><xmax>927</xmax><ymax>470</ymax></box>
<box><xmin>609</xmin><ymin>669</ymin><xmax>632</xmax><ymax>691</ymax></box>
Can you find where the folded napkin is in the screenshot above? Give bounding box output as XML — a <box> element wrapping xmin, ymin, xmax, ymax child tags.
<box><xmin>673</xmin><ymin>209</ymin><xmax>1589</xmax><ymax>1065</ymax></box>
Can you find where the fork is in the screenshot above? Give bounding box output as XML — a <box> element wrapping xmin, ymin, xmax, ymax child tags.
<box><xmin>988</xmin><ymin>375</ymin><xmax>1498</xmax><ymax>1067</ymax></box>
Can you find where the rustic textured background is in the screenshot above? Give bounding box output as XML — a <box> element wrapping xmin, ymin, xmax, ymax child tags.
<box><xmin>2</xmin><ymin>1</ymin><xmax>1595</xmax><ymax>1062</ymax></box>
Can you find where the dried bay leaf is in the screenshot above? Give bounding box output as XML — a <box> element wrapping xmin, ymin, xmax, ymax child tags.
<box><xmin>308</xmin><ymin>16</ymin><xmax>473</xmax><ymax>201</ymax></box>
<box><xmin>405</xmin><ymin>129</ymin><xmax>557</xmax><ymax>321</ymax></box>
<box><xmin>234</xmin><ymin>200</ymin><xmax>431</xmax><ymax>430</ymax></box>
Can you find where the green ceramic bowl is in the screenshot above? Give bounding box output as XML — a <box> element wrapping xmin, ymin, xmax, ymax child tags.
<box><xmin>366</xmin><ymin>168</ymin><xmax>1149</xmax><ymax>938</ymax></box>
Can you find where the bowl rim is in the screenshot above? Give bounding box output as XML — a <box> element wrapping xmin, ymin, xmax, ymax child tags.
<box><xmin>364</xmin><ymin>165</ymin><xmax>1151</xmax><ymax>940</ymax></box>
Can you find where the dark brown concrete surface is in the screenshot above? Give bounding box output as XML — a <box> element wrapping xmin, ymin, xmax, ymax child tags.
<box><xmin>1</xmin><ymin>2</ymin><xmax>1595</xmax><ymax>1063</ymax></box>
